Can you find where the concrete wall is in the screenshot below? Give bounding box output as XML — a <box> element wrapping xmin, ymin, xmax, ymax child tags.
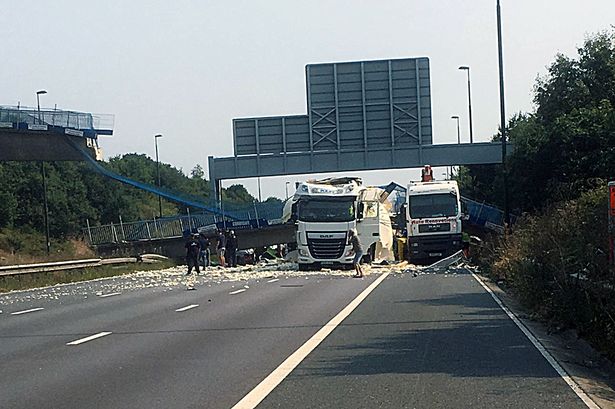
<box><xmin>0</xmin><ymin>129</ymin><xmax>92</xmax><ymax>161</ymax></box>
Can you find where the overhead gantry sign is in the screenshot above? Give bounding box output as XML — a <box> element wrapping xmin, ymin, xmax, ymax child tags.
<box><xmin>207</xmin><ymin>57</ymin><xmax>508</xmax><ymax>199</ymax></box>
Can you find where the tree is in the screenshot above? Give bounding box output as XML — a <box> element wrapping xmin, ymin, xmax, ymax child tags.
<box><xmin>223</xmin><ymin>184</ymin><xmax>255</xmax><ymax>204</ymax></box>
<box><xmin>461</xmin><ymin>29</ymin><xmax>615</xmax><ymax>211</ymax></box>
<box><xmin>191</xmin><ymin>165</ymin><xmax>205</xmax><ymax>179</ymax></box>
<box><xmin>0</xmin><ymin>151</ymin><xmax>260</xmax><ymax>239</ymax></box>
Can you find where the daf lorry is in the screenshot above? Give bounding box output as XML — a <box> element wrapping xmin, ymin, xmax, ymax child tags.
<box><xmin>405</xmin><ymin>166</ymin><xmax>462</xmax><ymax>262</ymax></box>
<box><xmin>283</xmin><ymin>177</ymin><xmax>394</xmax><ymax>270</ymax></box>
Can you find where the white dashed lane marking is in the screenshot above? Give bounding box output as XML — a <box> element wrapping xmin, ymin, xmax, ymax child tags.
<box><xmin>175</xmin><ymin>304</ymin><xmax>199</xmax><ymax>312</ymax></box>
<box><xmin>267</xmin><ymin>279</ymin><xmax>279</xmax><ymax>283</ymax></box>
<box><xmin>66</xmin><ymin>332</ymin><xmax>112</xmax><ymax>346</ymax></box>
<box><xmin>11</xmin><ymin>308</ymin><xmax>44</xmax><ymax>315</ymax></box>
<box><xmin>99</xmin><ymin>292</ymin><xmax>122</xmax><ymax>298</ymax></box>
<box><xmin>229</xmin><ymin>289</ymin><xmax>246</xmax><ymax>295</ymax></box>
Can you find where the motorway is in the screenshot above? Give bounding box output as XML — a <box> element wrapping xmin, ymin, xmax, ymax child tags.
<box><xmin>0</xmin><ymin>267</ymin><xmax>595</xmax><ymax>409</ymax></box>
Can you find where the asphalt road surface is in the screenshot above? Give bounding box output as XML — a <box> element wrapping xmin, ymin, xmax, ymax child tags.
<box><xmin>0</xmin><ymin>269</ymin><xmax>593</xmax><ymax>409</ymax></box>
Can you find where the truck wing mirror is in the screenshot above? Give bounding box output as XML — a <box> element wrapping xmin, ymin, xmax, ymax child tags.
<box><xmin>291</xmin><ymin>203</ymin><xmax>298</xmax><ymax>223</ymax></box>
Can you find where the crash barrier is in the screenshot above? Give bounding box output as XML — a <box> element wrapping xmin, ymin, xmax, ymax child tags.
<box><xmin>0</xmin><ymin>257</ymin><xmax>142</xmax><ymax>277</ymax></box>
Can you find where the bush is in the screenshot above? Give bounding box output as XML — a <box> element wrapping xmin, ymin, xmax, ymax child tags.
<box><xmin>481</xmin><ymin>183</ymin><xmax>615</xmax><ymax>359</ymax></box>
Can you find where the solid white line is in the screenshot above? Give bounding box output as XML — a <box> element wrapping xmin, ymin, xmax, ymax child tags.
<box><xmin>232</xmin><ymin>272</ymin><xmax>389</xmax><ymax>409</ymax></box>
<box><xmin>99</xmin><ymin>292</ymin><xmax>121</xmax><ymax>298</ymax></box>
<box><xmin>175</xmin><ymin>304</ymin><xmax>199</xmax><ymax>312</ymax></box>
<box><xmin>11</xmin><ymin>307</ymin><xmax>44</xmax><ymax>315</ymax></box>
<box><xmin>267</xmin><ymin>279</ymin><xmax>280</xmax><ymax>283</ymax></box>
<box><xmin>471</xmin><ymin>273</ymin><xmax>600</xmax><ymax>409</ymax></box>
<box><xmin>66</xmin><ymin>331</ymin><xmax>112</xmax><ymax>346</ymax></box>
<box><xmin>229</xmin><ymin>289</ymin><xmax>246</xmax><ymax>295</ymax></box>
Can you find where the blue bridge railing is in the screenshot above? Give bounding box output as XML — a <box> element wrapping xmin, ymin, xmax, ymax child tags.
<box><xmin>0</xmin><ymin>105</ymin><xmax>114</xmax><ymax>135</ymax></box>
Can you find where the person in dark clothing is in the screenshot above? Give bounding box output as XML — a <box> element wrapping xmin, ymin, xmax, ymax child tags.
<box><xmin>198</xmin><ymin>234</ymin><xmax>211</xmax><ymax>268</ymax></box>
<box><xmin>226</xmin><ymin>230</ymin><xmax>238</xmax><ymax>267</ymax></box>
<box><xmin>185</xmin><ymin>234</ymin><xmax>201</xmax><ymax>275</ymax></box>
<box><xmin>216</xmin><ymin>229</ymin><xmax>227</xmax><ymax>267</ymax></box>
<box><xmin>348</xmin><ymin>229</ymin><xmax>363</xmax><ymax>278</ymax></box>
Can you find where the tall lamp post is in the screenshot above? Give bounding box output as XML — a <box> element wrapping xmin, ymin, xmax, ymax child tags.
<box><xmin>154</xmin><ymin>134</ymin><xmax>163</xmax><ymax>218</ymax></box>
<box><xmin>451</xmin><ymin>115</ymin><xmax>461</xmax><ymax>144</ymax></box>
<box><xmin>458</xmin><ymin>66</ymin><xmax>474</xmax><ymax>143</ymax></box>
<box><xmin>36</xmin><ymin>90</ymin><xmax>47</xmax><ymax>124</ymax></box>
<box><xmin>497</xmin><ymin>0</ymin><xmax>510</xmax><ymax>228</ymax></box>
<box><xmin>36</xmin><ymin>90</ymin><xmax>50</xmax><ymax>255</ymax></box>
<box><xmin>41</xmin><ymin>162</ymin><xmax>50</xmax><ymax>255</ymax></box>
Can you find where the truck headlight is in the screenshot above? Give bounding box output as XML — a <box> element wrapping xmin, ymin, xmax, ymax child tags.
<box><xmin>299</xmin><ymin>249</ymin><xmax>308</xmax><ymax>256</ymax></box>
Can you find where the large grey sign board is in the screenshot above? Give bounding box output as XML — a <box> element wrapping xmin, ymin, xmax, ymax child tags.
<box><xmin>233</xmin><ymin>57</ymin><xmax>432</xmax><ymax>156</ymax></box>
<box><xmin>210</xmin><ymin>57</ymin><xmax>508</xmax><ymax>200</ymax></box>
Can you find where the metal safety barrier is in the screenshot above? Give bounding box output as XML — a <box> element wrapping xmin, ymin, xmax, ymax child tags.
<box><xmin>0</xmin><ymin>257</ymin><xmax>143</xmax><ymax>277</ymax></box>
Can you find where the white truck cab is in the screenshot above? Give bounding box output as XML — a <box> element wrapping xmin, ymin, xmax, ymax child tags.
<box><xmin>406</xmin><ymin>167</ymin><xmax>462</xmax><ymax>262</ymax></box>
<box><xmin>283</xmin><ymin>177</ymin><xmax>394</xmax><ymax>270</ymax></box>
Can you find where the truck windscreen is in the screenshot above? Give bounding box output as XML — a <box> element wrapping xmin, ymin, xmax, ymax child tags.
<box><xmin>409</xmin><ymin>193</ymin><xmax>458</xmax><ymax>219</ymax></box>
<box><xmin>297</xmin><ymin>198</ymin><xmax>356</xmax><ymax>222</ymax></box>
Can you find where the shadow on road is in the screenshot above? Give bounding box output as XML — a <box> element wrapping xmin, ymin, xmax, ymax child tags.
<box><xmin>300</xmin><ymin>318</ymin><xmax>559</xmax><ymax>379</ymax></box>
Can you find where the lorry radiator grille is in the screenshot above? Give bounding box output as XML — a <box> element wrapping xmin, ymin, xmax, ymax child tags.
<box><xmin>307</xmin><ymin>238</ymin><xmax>346</xmax><ymax>259</ymax></box>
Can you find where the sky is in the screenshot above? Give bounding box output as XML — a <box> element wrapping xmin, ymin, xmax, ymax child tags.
<box><xmin>2</xmin><ymin>0</ymin><xmax>614</xmax><ymax>200</ymax></box>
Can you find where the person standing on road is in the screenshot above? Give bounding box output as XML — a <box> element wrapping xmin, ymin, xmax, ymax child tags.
<box><xmin>348</xmin><ymin>229</ymin><xmax>363</xmax><ymax>278</ymax></box>
<box><xmin>216</xmin><ymin>229</ymin><xmax>227</xmax><ymax>267</ymax></box>
<box><xmin>184</xmin><ymin>233</ymin><xmax>201</xmax><ymax>275</ymax></box>
<box><xmin>461</xmin><ymin>231</ymin><xmax>471</xmax><ymax>259</ymax></box>
<box><xmin>198</xmin><ymin>233</ymin><xmax>211</xmax><ymax>268</ymax></box>
<box><xmin>226</xmin><ymin>230</ymin><xmax>238</xmax><ymax>267</ymax></box>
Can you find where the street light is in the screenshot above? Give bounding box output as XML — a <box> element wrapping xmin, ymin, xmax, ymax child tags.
<box><xmin>154</xmin><ymin>134</ymin><xmax>163</xmax><ymax>218</ymax></box>
<box><xmin>497</xmin><ymin>0</ymin><xmax>510</xmax><ymax>228</ymax></box>
<box><xmin>451</xmin><ymin>115</ymin><xmax>461</xmax><ymax>144</ymax></box>
<box><xmin>35</xmin><ymin>90</ymin><xmax>51</xmax><ymax>256</ymax></box>
<box><xmin>36</xmin><ymin>90</ymin><xmax>47</xmax><ymax>124</ymax></box>
<box><xmin>458</xmin><ymin>66</ymin><xmax>474</xmax><ymax>143</ymax></box>
<box><xmin>41</xmin><ymin>162</ymin><xmax>51</xmax><ymax>256</ymax></box>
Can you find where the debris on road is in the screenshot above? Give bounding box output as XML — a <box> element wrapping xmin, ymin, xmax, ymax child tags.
<box><xmin>0</xmin><ymin>257</ymin><xmax>469</xmax><ymax>305</ymax></box>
